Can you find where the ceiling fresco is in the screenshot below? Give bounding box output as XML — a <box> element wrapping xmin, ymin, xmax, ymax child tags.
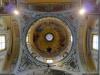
<box><xmin>0</xmin><ymin>0</ymin><xmax>99</xmax><ymax>75</ymax></box>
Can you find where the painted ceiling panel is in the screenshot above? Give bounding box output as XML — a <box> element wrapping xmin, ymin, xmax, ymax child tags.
<box><xmin>21</xmin><ymin>0</ymin><xmax>73</xmax><ymax>4</ymax></box>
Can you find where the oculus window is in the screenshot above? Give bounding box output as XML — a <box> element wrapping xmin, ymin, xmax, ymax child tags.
<box><xmin>0</xmin><ymin>35</ymin><xmax>5</xmax><ymax>51</ymax></box>
<box><xmin>93</xmin><ymin>35</ymin><xmax>98</xmax><ymax>50</ymax></box>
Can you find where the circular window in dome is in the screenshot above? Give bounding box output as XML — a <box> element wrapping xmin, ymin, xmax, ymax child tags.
<box><xmin>26</xmin><ymin>17</ymin><xmax>73</xmax><ymax>63</ymax></box>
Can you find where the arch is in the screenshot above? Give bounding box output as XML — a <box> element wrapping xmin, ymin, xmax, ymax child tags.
<box><xmin>78</xmin><ymin>15</ymin><xmax>97</xmax><ymax>72</ymax></box>
<box><xmin>2</xmin><ymin>16</ymin><xmax>20</xmax><ymax>72</ymax></box>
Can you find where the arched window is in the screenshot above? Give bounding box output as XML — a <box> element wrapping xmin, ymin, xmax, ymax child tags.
<box><xmin>92</xmin><ymin>34</ymin><xmax>98</xmax><ymax>50</ymax></box>
<box><xmin>0</xmin><ymin>35</ymin><xmax>5</xmax><ymax>51</ymax></box>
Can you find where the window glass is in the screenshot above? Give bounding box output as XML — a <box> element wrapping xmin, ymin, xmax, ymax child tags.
<box><xmin>93</xmin><ymin>35</ymin><xmax>98</xmax><ymax>50</ymax></box>
<box><xmin>71</xmin><ymin>35</ymin><xmax>73</xmax><ymax>42</ymax></box>
<box><xmin>0</xmin><ymin>35</ymin><xmax>5</xmax><ymax>51</ymax></box>
<box><xmin>26</xmin><ymin>35</ymin><xmax>29</xmax><ymax>43</ymax></box>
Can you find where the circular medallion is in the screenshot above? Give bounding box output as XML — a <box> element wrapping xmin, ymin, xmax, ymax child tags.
<box><xmin>26</xmin><ymin>17</ymin><xmax>72</xmax><ymax>63</ymax></box>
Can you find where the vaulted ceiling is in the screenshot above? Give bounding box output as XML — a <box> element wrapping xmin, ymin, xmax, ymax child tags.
<box><xmin>0</xmin><ymin>0</ymin><xmax>99</xmax><ymax>75</ymax></box>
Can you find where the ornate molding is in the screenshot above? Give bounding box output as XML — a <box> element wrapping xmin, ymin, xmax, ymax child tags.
<box><xmin>15</xmin><ymin>11</ymin><xmax>80</xmax><ymax>74</ymax></box>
